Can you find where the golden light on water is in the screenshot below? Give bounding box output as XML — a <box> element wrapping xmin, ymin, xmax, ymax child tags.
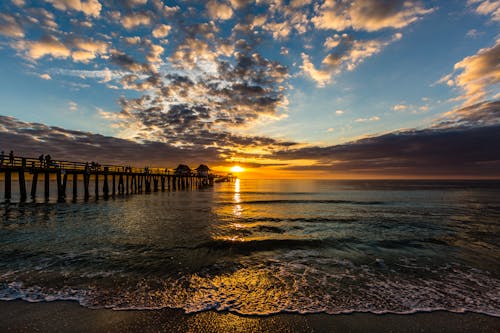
<box><xmin>230</xmin><ymin>165</ymin><xmax>244</xmax><ymax>173</ymax></box>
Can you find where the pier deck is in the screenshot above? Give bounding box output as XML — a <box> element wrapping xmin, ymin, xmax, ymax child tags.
<box><xmin>0</xmin><ymin>156</ymin><xmax>218</xmax><ymax>202</ymax></box>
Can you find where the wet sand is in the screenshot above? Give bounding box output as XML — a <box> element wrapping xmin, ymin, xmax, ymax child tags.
<box><xmin>0</xmin><ymin>300</ymin><xmax>498</xmax><ymax>332</ymax></box>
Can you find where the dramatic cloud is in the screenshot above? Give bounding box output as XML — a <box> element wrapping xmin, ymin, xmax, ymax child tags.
<box><xmin>0</xmin><ymin>0</ymin><xmax>436</xmax><ymax>144</ymax></box>
<box><xmin>0</xmin><ymin>115</ymin><xmax>296</xmax><ymax>168</ymax></box>
<box><xmin>0</xmin><ymin>0</ymin><xmax>496</xmax><ymax>178</ymax></box>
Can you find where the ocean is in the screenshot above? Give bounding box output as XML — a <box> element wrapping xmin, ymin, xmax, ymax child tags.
<box><xmin>0</xmin><ymin>179</ymin><xmax>499</xmax><ymax>316</ymax></box>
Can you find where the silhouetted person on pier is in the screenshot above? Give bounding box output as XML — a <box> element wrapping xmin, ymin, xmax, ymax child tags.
<box><xmin>9</xmin><ymin>150</ymin><xmax>14</xmax><ymax>165</ymax></box>
<box><xmin>39</xmin><ymin>154</ymin><xmax>44</xmax><ymax>167</ymax></box>
<box><xmin>45</xmin><ymin>154</ymin><xmax>52</xmax><ymax>168</ymax></box>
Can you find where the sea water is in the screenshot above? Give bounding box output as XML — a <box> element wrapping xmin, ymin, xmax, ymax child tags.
<box><xmin>0</xmin><ymin>179</ymin><xmax>499</xmax><ymax>315</ymax></box>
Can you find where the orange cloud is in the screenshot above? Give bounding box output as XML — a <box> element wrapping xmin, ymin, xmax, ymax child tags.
<box><xmin>46</xmin><ymin>0</ymin><xmax>102</xmax><ymax>17</ymax></box>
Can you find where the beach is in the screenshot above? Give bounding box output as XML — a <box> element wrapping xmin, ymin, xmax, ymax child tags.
<box><xmin>1</xmin><ymin>300</ymin><xmax>499</xmax><ymax>332</ymax></box>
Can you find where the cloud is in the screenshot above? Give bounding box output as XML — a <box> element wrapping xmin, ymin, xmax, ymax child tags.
<box><xmin>263</xmin><ymin>21</ymin><xmax>292</xmax><ymax>39</ymax></box>
<box><xmin>323</xmin><ymin>33</ymin><xmax>402</xmax><ymax>71</ymax></box>
<box><xmin>14</xmin><ymin>34</ymin><xmax>109</xmax><ymax>63</ymax></box>
<box><xmin>17</xmin><ymin>35</ymin><xmax>71</xmax><ymax>59</ymax></box>
<box><xmin>70</xmin><ymin>38</ymin><xmax>108</xmax><ymax>62</ymax></box>
<box><xmin>355</xmin><ymin>116</ymin><xmax>380</xmax><ymax>122</ymax></box>
<box><xmin>145</xmin><ymin>44</ymin><xmax>164</xmax><ymax>63</ymax></box>
<box><xmin>110</xmin><ymin>49</ymin><xmax>151</xmax><ymax>72</ymax></box>
<box><xmin>312</xmin><ymin>0</ymin><xmax>434</xmax><ymax>32</ymax></box>
<box><xmin>468</xmin><ymin>0</ymin><xmax>500</xmax><ymax>22</ymax></box>
<box><xmin>324</xmin><ymin>34</ymin><xmax>343</xmax><ymax>50</ymax></box>
<box><xmin>302</xmin><ymin>34</ymin><xmax>401</xmax><ymax>86</ymax></box>
<box><xmin>0</xmin><ymin>13</ymin><xmax>24</xmax><ymax>38</ymax></box>
<box><xmin>275</xmin><ymin>122</ymin><xmax>500</xmax><ymax>177</ymax></box>
<box><xmin>466</xmin><ymin>29</ymin><xmax>482</xmax><ymax>38</ymax></box>
<box><xmin>445</xmin><ymin>39</ymin><xmax>500</xmax><ymax>105</ymax></box>
<box><xmin>68</xmin><ymin>101</ymin><xmax>78</xmax><ymax>111</ymax></box>
<box><xmin>206</xmin><ymin>0</ymin><xmax>233</xmax><ymax>20</ymax></box>
<box><xmin>348</xmin><ymin>0</ymin><xmax>434</xmax><ymax>31</ymax></box>
<box><xmin>300</xmin><ymin>52</ymin><xmax>332</xmax><ymax>87</ymax></box>
<box><xmin>45</xmin><ymin>0</ymin><xmax>102</xmax><ymax>17</ymax></box>
<box><xmin>126</xmin><ymin>0</ymin><xmax>148</xmax><ymax>7</ymax></box>
<box><xmin>152</xmin><ymin>24</ymin><xmax>171</xmax><ymax>39</ymax></box>
<box><xmin>121</xmin><ymin>12</ymin><xmax>152</xmax><ymax>29</ymax></box>
<box><xmin>289</xmin><ymin>0</ymin><xmax>312</xmax><ymax>8</ymax></box>
<box><xmin>436</xmin><ymin>100</ymin><xmax>500</xmax><ymax>128</ymax></box>
<box><xmin>0</xmin><ymin>115</ymin><xmax>224</xmax><ymax>167</ymax></box>
<box><xmin>229</xmin><ymin>0</ymin><xmax>252</xmax><ymax>9</ymax></box>
<box><xmin>393</xmin><ymin>104</ymin><xmax>408</xmax><ymax>111</ymax></box>
<box><xmin>39</xmin><ymin>73</ymin><xmax>52</xmax><ymax>80</ymax></box>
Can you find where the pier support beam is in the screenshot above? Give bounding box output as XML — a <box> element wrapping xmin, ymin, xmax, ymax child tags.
<box><xmin>4</xmin><ymin>170</ymin><xmax>12</xmax><ymax>201</ymax></box>
<box><xmin>84</xmin><ymin>174</ymin><xmax>90</xmax><ymax>200</ymax></box>
<box><xmin>126</xmin><ymin>175</ymin><xmax>129</xmax><ymax>194</ymax></box>
<box><xmin>103</xmin><ymin>173</ymin><xmax>109</xmax><ymax>198</ymax></box>
<box><xmin>56</xmin><ymin>170</ymin><xmax>64</xmax><ymax>202</ymax></box>
<box><xmin>94</xmin><ymin>173</ymin><xmax>99</xmax><ymax>199</ymax></box>
<box><xmin>30</xmin><ymin>172</ymin><xmax>38</xmax><ymax>199</ymax></box>
<box><xmin>112</xmin><ymin>174</ymin><xmax>116</xmax><ymax>196</ymax></box>
<box><xmin>19</xmin><ymin>170</ymin><xmax>27</xmax><ymax>202</ymax></box>
<box><xmin>118</xmin><ymin>175</ymin><xmax>124</xmax><ymax>194</ymax></box>
<box><xmin>72</xmin><ymin>174</ymin><xmax>78</xmax><ymax>201</ymax></box>
<box><xmin>44</xmin><ymin>171</ymin><xmax>50</xmax><ymax>201</ymax></box>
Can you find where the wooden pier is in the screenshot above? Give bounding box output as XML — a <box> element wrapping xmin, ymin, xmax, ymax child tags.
<box><xmin>0</xmin><ymin>156</ymin><xmax>220</xmax><ymax>203</ymax></box>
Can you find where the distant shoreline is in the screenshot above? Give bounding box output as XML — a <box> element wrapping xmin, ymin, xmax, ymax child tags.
<box><xmin>0</xmin><ymin>300</ymin><xmax>498</xmax><ymax>332</ymax></box>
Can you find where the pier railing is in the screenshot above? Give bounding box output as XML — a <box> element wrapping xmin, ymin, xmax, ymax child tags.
<box><xmin>0</xmin><ymin>156</ymin><xmax>171</xmax><ymax>175</ymax></box>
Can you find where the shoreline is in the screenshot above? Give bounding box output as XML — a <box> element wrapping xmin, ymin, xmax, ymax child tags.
<box><xmin>0</xmin><ymin>300</ymin><xmax>498</xmax><ymax>332</ymax></box>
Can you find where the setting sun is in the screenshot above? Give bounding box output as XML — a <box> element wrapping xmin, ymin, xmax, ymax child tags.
<box><xmin>230</xmin><ymin>166</ymin><xmax>244</xmax><ymax>173</ymax></box>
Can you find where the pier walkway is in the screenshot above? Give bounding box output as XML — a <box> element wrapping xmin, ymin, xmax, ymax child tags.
<box><xmin>0</xmin><ymin>155</ymin><xmax>221</xmax><ymax>202</ymax></box>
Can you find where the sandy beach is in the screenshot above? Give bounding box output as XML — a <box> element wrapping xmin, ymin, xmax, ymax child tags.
<box><xmin>0</xmin><ymin>300</ymin><xmax>498</xmax><ymax>333</ymax></box>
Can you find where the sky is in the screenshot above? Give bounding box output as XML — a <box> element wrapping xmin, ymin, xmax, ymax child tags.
<box><xmin>0</xmin><ymin>0</ymin><xmax>499</xmax><ymax>178</ymax></box>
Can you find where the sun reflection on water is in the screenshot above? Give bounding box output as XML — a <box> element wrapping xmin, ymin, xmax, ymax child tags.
<box><xmin>232</xmin><ymin>178</ymin><xmax>242</xmax><ymax>218</ymax></box>
<box><xmin>233</xmin><ymin>178</ymin><xmax>241</xmax><ymax>203</ymax></box>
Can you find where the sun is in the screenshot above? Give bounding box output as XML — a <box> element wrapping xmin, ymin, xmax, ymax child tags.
<box><xmin>230</xmin><ymin>165</ymin><xmax>244</xmax><ymax>173</ymax></box>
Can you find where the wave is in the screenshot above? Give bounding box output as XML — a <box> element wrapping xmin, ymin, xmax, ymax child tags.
<box><xmin>194</xmin><ymin>237</ymin><xmax>360</xmax><ymax>252</ymax></box>
<box><xmin>1</xmin><ymin>259</ymin><xmax>499</xmax><ymax>317</ymax></box>
<box><xmin>224</xmin><ymin>199</ymin><xmax>385</xmax><ymax>205</ymax></box>
<box><xmin>223</xmin><ymin>216</ymin><xmax>360</xmax><ymax>224</ymax></box>
<box><xmin>192</xmin><ymin>236</ymin><xmax>452</xmax><ymax>253</ymax></box>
